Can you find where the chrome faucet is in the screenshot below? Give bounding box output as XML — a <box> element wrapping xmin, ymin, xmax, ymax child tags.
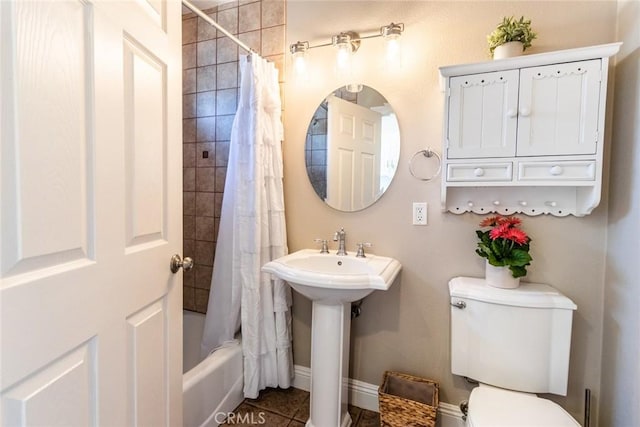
<box><xmin>333</xmin><ymin>227</ymin><xmax>347</xmax><ymax>256</ymax></box>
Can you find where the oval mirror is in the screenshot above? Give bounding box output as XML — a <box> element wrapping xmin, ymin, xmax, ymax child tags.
<box><xmin>304</xmin><ymin>85</ymin><xmax>400</xmax><ymax>212</ymax></box>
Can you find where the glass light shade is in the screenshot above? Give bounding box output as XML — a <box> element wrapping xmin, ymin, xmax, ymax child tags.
<box><xmin>381</xmin><ymin>23</ymin><xmax>403</xmax><ymax>69</ymax></box>
<box><xmin>335</xmin><ymin>42</ymin><xmax>352</xmax><ymax>72</ymax></box>
<box><xmin>384</xmin><ymin>33</ymin><xmax>401</xmax><ymax>66</ymax></box>
<box><xmin>293</xmin><ymin>50</ymin><xmax>307</xmax><ymax>76</ymax></box>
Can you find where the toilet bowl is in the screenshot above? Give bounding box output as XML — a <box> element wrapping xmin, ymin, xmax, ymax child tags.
<box><xmin>466</xmin><ymin>384</ymin><xmax>579</xmax><ymax>427</ymax></box>
<box><xmin>449</xmin><ymin>277</ymin><xmax>579</xmax><ymax>427</ymax></box>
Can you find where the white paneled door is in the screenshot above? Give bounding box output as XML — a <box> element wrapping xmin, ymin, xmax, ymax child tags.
<box><xmin>326</xmin><ymin>95</ymin><xmax>382</xmax><ymax>211</ymax></box>
<box><xmin>1</xmin><ymin>1</ymin><xmax>183</xmax><ymax>426</ymax></box>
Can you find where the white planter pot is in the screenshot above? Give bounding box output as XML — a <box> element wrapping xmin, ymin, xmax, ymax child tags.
<box><xmin>485</xmin><ymin>261</ymin><xmax>521</xmax><ymax>289</ymax></box>
<box><xmin>493</xmin><ymin>41</ymin><xmax>524</xmax><ymax>60</ymax></box>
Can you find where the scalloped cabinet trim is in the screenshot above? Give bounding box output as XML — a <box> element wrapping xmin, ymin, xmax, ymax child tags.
<box><xmin>439</xmin><ymin>43</ymin><xmax>622</xmax><ymax>217</ymax></box>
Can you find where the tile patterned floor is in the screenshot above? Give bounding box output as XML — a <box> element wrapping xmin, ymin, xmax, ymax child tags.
<box><xmin>222</xmin><ymin>387</ymin><xmax>380</xmax><ymax>426</ymax></box>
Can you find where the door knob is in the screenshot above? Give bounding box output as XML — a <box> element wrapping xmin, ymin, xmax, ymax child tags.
<box><xmin>170</xmin><ymin>254</ymin><xmax>194</xmax><ymax>273</ymax></box>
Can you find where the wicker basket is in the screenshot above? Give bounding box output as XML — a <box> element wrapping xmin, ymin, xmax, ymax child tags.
<box><xmin>378</xmin><ymin>371</ymin><xmax>439</xmax><ymax>427</ymax></box>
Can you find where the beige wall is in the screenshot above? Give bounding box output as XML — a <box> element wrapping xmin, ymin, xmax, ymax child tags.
<box><xmin>284</xmin><ymin>1</ymin><xmax>617</xmax><ymax>422</ymax></box>
<box><xmin>601</xmin><ymin>1</ymin><xmax>640</xmax><ymax>426</ymax></box>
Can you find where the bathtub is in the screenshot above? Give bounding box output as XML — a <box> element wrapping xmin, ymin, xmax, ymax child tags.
<box><xmin>183</xmin><ymin>311</ymin><xmax>244</xmax><ymax>427</ymax></box>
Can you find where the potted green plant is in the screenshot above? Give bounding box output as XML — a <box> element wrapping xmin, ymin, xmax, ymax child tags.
<box><xmin>475</xmin><ymin>215</ymin><xmax>532</xmax><ymax>288</ymax></box>
<box><xmin>487</xmin><ymin>16</ymin><xmax>537</xmax><ymax>59</ymax></box>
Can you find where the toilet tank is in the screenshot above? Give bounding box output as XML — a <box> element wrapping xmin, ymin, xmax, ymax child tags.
<box><xmin>449</xmin><ymin>277</ymin><xmax>577</xmax><ymax>395</ymax></box>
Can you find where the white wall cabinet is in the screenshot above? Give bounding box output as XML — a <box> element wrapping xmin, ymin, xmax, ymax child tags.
<box><xmin>440</xmin><ymin>43</ymin><xmax>621</xmax><ymax>216</ymax></box>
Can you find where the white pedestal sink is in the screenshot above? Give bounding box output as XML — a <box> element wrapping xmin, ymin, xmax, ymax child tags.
<box><xmin>263</xmin><ymin>249</ymin><xmax>402</xmax><ymax>427</ymax></box>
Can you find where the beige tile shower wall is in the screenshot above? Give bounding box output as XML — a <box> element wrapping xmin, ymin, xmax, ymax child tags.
<box><xmin>285</xmin><ymin>1</ymin><xmax>616</xmax><ymax>424</ymax></box>
<box><xmin>182</xmin><ymin>0</ymin><xmax>285</xmax><ymax>313</ymax></box>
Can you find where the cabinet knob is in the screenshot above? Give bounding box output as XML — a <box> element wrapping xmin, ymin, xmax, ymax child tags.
<box><xmin>467</xmin><ymin>201</ymin><xmax>474</xmax><ymax>208</ymax></box>
<box><xmin>493</xmin><ymin>200</ymin><xmax>501</xmax><ymax>206</ymax></box>
<box><xmin>519</xmin><ymin>200</ymin><xmax>528</xmax><ymax>207</ymax></box>
<box><xmin>546</xmin><ymin>201</ymin><xmax>558</xmax><ymax>207</ymax></box>
<box><xmin>473</xmin><ymin>168</ymin><xmax>485</xmax><ymax>177</ymax></box>
<box><xmin>506</xmin><ymin>108</ymin><xmax>517</xmax><ymax>118</ymax></box>
<box><xmin>519</xmin><ymin>107</ymin><xmax>531</xmax><ymax>117</ymax></box>
<box><xmin>549</xmin><ymin>165</ymin><xmax>563</xmax><ymax>176</ymax></box>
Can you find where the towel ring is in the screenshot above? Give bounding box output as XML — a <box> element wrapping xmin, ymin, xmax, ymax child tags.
<box><xmin>409</xmin><ymin>148</ymin><xmax>442</xmax><ymax>181</ymax></box>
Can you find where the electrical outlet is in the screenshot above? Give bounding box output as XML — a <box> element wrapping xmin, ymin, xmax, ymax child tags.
<box><xmin>413</xmin><ymin>202</ymin><xmax>428</xmax><ymax>225</ymax></box>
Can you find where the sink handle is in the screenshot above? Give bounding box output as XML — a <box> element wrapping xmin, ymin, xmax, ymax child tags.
<box><xmin>314</xmin><ymin>238</ymin><xmax>329</xmax><ymax>254</ymax></box>
<box><xmin>355</xmin><ymin>242</ymin><xmax>372</xmax><ymax>258</ymax></box>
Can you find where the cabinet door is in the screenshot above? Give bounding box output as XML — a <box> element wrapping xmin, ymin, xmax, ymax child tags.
<box><xmin>447</xmin><ymin>70</ymin><xmax>519</xmax><ymax>159</ymax></box>
<box><xmin>517</xmin><ymin>59</ymin><xmax>602</xmax><ymax>156</ymax></box>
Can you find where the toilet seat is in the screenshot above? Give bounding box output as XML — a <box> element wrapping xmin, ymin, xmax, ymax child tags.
<box><xmin>467</xmin><ymin>385</ymin><xmax>580</xmax><ymax>427</ymax></box>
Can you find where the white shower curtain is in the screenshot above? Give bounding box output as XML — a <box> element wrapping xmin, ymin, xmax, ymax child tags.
<box><xmin>200</xmin><ymin>53</ymin><xmax>293</xmax><ymax>398</ymax></box>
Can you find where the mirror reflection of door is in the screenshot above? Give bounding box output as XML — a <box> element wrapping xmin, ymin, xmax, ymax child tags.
<box><xmin>326</xmin><ymin>94</ymin><xmax>382</xmax><ymax>211</ymax></box>
<box><xmin>305</xmin><ymin>85</ymin><xmax>400</xmax><ymax>212</ymax></box>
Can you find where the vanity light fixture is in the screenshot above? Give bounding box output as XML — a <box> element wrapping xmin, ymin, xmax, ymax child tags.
<box><xmin>290</xmin><ymin>22</ymin><xmax>404</xmax><ymax>78</ymax></box>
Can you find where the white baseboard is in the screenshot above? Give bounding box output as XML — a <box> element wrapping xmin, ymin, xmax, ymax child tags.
<box><xmin>292</xmin><ymin>365</ymin><xmax>465</xmax><ymax>427</ymax></box>
<box><xmin>438</xmin><ymin>402</ymin><xmax>466</xmax><ymax>427</ymax></box>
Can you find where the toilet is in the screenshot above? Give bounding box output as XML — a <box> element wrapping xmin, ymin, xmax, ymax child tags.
<box><xmin>449</xmin><ymin>276</ymin><xmax>580</xmax><ymax>426</ymax></box>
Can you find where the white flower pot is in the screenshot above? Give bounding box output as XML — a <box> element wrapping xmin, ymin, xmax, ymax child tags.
<box><xmin>493</xmin><ymin>41</ymin><xmax>524</xmax><ymax>60</ymax></box>
<box><xmin>485</xmin><ymin>261</ymin><xmax>521</xmax><ymax>289</ymax></box>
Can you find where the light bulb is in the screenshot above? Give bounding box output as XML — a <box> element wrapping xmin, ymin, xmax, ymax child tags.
<box><xmin>293</xmin><ymin>51</ymin><xmax>307</xmax><ymax>76</ymax></box>
<box><xmin>289</xmin><ymin>41</ymin><xmax>309</xmax><ymax>82</ymax></box>
<box><xmin>385</xmin><ymin>34</ymin><xmax>401</xmax><ymax>63</ymax></box>
<box><xmin>332</xmin><ymin>32</ymin><xmax>358</xmax><ymax>77</ymax></box>
<box><xmin>381</xmin><ymin>23</ymin><xmax>403</xmax><ymax>69</ymax></box>
<box><xmin>336</xmin><ymin>43</ymin><xmax>352</xmax><ymax>71</ymax></box>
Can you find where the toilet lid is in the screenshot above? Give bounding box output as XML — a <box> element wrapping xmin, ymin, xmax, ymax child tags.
<box><xmin>468</xmin><ymin>385</ymin><xmax>580</xmax><ymax>427</ymax></box>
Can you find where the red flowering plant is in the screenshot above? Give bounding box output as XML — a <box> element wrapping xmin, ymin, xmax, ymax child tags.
<box><xmin>475</xmin><ymin>215</ymin><xmax>532</xmax><ymax>278</ymax></box>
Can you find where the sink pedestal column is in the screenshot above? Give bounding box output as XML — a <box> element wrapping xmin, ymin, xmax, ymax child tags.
<box><xmin>306</xmin><ymin>301</ymin><xmax>352</xmax><ymax>427</ymax></box>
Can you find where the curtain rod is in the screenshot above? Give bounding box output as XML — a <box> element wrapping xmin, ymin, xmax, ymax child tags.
<box><xmin>181</xmin><ymin>0</ymin><xmax>256</xmax><ymax>56</ymax></box>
